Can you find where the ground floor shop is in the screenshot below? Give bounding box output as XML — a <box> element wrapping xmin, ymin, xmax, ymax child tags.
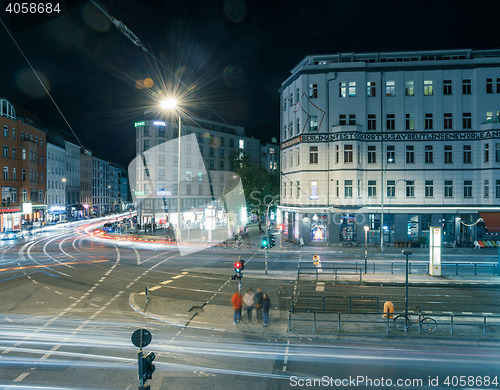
<box><xmin>278</xmin><ymin>208</ymin><xmax>500</xmax><ymax>247</ymax></box>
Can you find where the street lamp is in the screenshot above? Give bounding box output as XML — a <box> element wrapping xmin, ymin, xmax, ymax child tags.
<box><xmin>380</xmin><ymin>157</ymin><xmax>393</xmax><ymax>253</ymax></box>
<box><xmin>402</xmin><ymin>249</ymin><xmax>412</xmax><ymax>323</ymax></box>
<box><xmin>364</xmin><ymin>225</ymin><xmax>369</xmax><ymax>273</ymax></box>
<box><xmin>160</xmin><ymin>98</ymin><xmax>182</xmax><ymax>241</ymax></box>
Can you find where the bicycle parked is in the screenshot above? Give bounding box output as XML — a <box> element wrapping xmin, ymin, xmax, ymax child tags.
<box><xmin>394</xmin><ymin>310</ymin><xmax>437</xmax><ymax>333</ymax></box>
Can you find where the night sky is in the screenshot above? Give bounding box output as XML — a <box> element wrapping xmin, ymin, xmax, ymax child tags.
<box><xmin>1</xmin><ymin>0</ymin><xmax>500</xmax><ymax>167</ymax></box>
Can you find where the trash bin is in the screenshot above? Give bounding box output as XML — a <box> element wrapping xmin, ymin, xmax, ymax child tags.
<box><xmin>383</xmin><ymin>301</ymin><xmax>394</xmax><ymax>319</ymax></box>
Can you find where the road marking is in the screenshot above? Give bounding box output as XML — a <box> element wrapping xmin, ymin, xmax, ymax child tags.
<box><xmin>0</xmin><ymin>259</ymin><xmax>108</xmax><ymax>273</ymax></box>
<box><xmin>283</xmin><ymin>339</ymin><xmax>291</xmax><ymax>372</ymax></box>
<box><xmin>160</xmin><ymin>280</ymin><xmax>173</xmax><ymax>285</ymax></box>
<box><xmin>482</xmin><ymin>312</ymin><xmax>494</xmax><ymax>315</ymax></box>
<box><xmin>181</xmin><ymin>271</ymin><xmax>189</xmax><ymax>275</ymax></box>
<box><xmin>172</xmin><ymin>275</ymin><xmax>184</xmax><ymax>279</ymax></box>
<box><xmin>315</xmin><ymin>282</ymin><xmax>325</xmax><ymax>292</ymax></box>
<box><xmin>462</xmin><ymin>312</ymin><xmax>473</xmax><ymax>314</ymax></box>
<box><xmin>149</xmin><ymin>285</ymin><xmax>162</xmax><ymax>291</ymax></box>
<box><xmin>13</xmin><ymin>372</ymin><xmax>29</xmax><ymax>382</ymax></box>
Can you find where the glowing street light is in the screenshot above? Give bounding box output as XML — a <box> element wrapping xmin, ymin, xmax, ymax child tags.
<box><xmin>160</xmin><ymin>97</ymin><xmax>182</xmax><ymax>239</ymax></box>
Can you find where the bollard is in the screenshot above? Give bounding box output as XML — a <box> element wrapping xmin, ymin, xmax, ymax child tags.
<box><xmin>456</xmin><ymin>263</ymin><xmax>459</xmax><ymax>275</ymax></box>
<box><xmin>450</xmin><ymin>313</ymin><xmax>454</xmax><ymax>335</ymax></box>
<box><xmin>373</xmin><ymin>263</ymin><xmax>375</xmax><ymax>273</ymax></box>
<box><xmin>383</xmin><ymin>301</ymin><xmax>394</xmax><ymax>319</ymax></box>
<box><xmin>288</xmin><ymin>311</ymin><xmax>292</xmax><ymax>332</ymax></box>
<box><xmin>391</xmin><ymin>263</ymin><xmax>393</xmax><ymax>274</ymax></box>
<box><xmin>338</xmin><ymin>312</ymin><xmax>341</xmax><ymax>332</ymax></box>
<box><xmin>474</xmin><ymin>263</ymin><xmax>477</xmax><ymax>275</ymax></box>
<box><xmin>484</xmin><ymin>316</ymin><xmax>487</xmax><ymax>336</ymax></box>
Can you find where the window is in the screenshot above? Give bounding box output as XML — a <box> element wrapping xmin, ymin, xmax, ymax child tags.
<box><xmin>444</xmin><ymin>113</ymin><xmax>453</xmax><ymax>129</ymax></box>
<box><xmin>22</xmin><ymin>189</ymin><xmax>28</xmax><ymax>202</ymax></box>
<box><xmin>209</xmin><ymin>147</ymin><xmax>215</xmax><ymax>157</ymax></box>
<box><xmin>339</xmin><ymin>82</ymin><xmax>347</xmax><ymax>97</ymax></box>
<box><xmin>309</xmin><ymin>146</ymin><xmax>318</xmax><ymax>164</ymax></box>
<box><xmin>309</xmin><ymin>83</ymin><xmax>318</xmax><ymax>98</ymax></box>
<box><xmin>386</xmin><ymin>114</ymin><xmax>395</xmax><ymax>130</ymax></box>
<box><xmin>463</xmin><ymin>112</ymin><xmax>472</xmax><ymax>129</ymax></box>
<box><xmin>3</xmin><ymin>126</ymin><xmax>7</xmax><ymax>137</ymax></box>
<box><xmin>496</xmin><ymin>143</ymin><xmax>500</xmax><ymax>162</ymax></box>
<box><xmin>464</xmin><ymin>180</ymin><xmax>473</xmax><ymax>198</ymax></box>
<box><xmin>344</xmin><ymin>180</ymin><xmax>353</xmax><ymax>198</ymax></box>
<box><xmin>386</xmin><ymin>81</ymin><xmax>395</xmax><ymax>96</ymax></box>
<box><xmin>484</xmin><ymin>144</ymin><xmax>490</xmax><ymax>163</ymax></box>
<box><xmin>22</xmin><ymin>169</ymin><xmax>25</xmax><ymax>181</ymax></box>
<box><xmin>288</xmin><ymin>122</ymin><xmax>293</xmax><ymax>138</ymax></box>
<box><xmin>335</xmin><ymin>145</ymin><xmax>339</xmax><ymax>164</ymax></box>
<box><xmin>220</xmin><ymin>148</ymin><xmax>224</xmax><ymax>158</ymax></box>
<box><xmin>367</xmin><ymin>81</ymin><xmax>376</xmax><ymax>97</ymax></box>
<box><xmin>386</xmin><ymin>145</ymin><xmax>395</xmax><ymax>163</ymax></box>
<box><xmin>3</xmin><ymin>166</ymin><xmax>8</xmax><ymax>180</ymax></box>
<box><xmin>2</xmin><ymin>145</ymin><xmax>7</xmax><ymax>158</ymax></box>
<box><xmin>387</xmin><ymin>180</ymin><xmax>395</xmax><ymax>197</ymax></box>
<box><xmin>425</xmin><ymin>145</ymin><xmax>433</xmax><ymax>163</ymax></box>
<box><xmin>310</xmin><ymin>116</ymin><xmax>318</xmax><ymax>132</ymax></box>
<box><xmin>143</xmin><ymin>140</ymin><xmax>149</xmax><ymax>150</ymax></box>
<box><xmin>425</xmin><ymin>180</ymin><xmax>434</xmax><ymax>197</ymax></box>
<box><xmin>445</xmin><ymin>181</ymin><xmax>454</xmax><ymax>197</ymax></box>
<box><xmin>339</xmin><ymin>114</ymin><xmax>346</xmax><ymax>126</ymax></box>
<box><xmin>486</xmin><ymin>111</ymin><xmax>494</xmax><ymax>123</ymax></box>
<box><xmin>367</xmin><ymin>145</ymin><xmax>376</xmax><ymax>163</ymax></box>
<box><xmin>444</xmin><ymin>145</ymin><xmax>453</xmax><ymax>164</ymax></box>
<box><xmin>296</xmin><ymin>118</ymin><xmax>300</xmax><ymax>135</ymax></box>
<box><xmin>283</xmin><ymin>182</ymin><xmax>286</xmax><ymax>198</ymax></box>
<box><xmin>497</xmin><ymin>180</ymin><xmax>500</xmax><ymax>198</ymax></box>
<box><xmin>368</xmin><ymin>180</ymin><xmax>377</xmax><ymax>197</ymax></box>
<box><xmin>405</xmin><ymin>81</ymin><xmax>414</xmax><ymax>96</ymax></box>
<box><xmin>219</xmin><ymin>160</ymin><xmax>225</xmax><ymax>170</ymax></box>
<box><xmin>463</xmin><ymin>145</ymin><xmax>472</xmax><ymax>163</ymax></box>
<box><xmin>283</xmin><ymin>94</ymin><xmax>287</xmax><ymax>111</ymax></box>
<box><xmin>486</xmin><ymin>78</ymin><xmax>493</xmax><ymax>94</ymax></box>
<box><xmin>282</xmin><ymin>152</ymin><xmax>286</xmax><ymax>169</ymax></box>
<box><xmin>296</xmin><ymin>148</ymin><xmax>300</xmax><ymax>165</ymax></box>
<box><xmin>424</xmin><ymin>80</ymin><xmax>433</xmax><ymax>95</ymax></box>
<box><xmin>443</xmin><ymin>80</ymin><xmax>452</xmax><ymax>95</ymax></box>
<box><xmin>406</xmin><ymin>145</ymin><xmax>414</xmax><ymax>163</ymax></box>
<box><xmin>424</xmin><ymin>113</ymin><xmax>433</xmax><ymax>129</ymax></box>
<box><xmin>406</xmin><ymin>180</ymin><xmax>415</xmax><ymax>197</ymax></box>
<box><xmin>209</xmin><ymin>160</ymin><xmax>214</xmax><ymax>170</ymax></box>
<box><xmin>405</xmin><ymin>113</ymin><xmax>414</xmax><ymax>130</ymax></box>
<box><xmin>484</xmin><ymin>180</ymin><xmax>490</xmax><ymax>198</ymax></box>
<box><xmin>463</xmin><ymin>79</ymin><xmax>471</xmax><ymax>94</ymax></box>
<box><xmin>12</xmin><ymin>168</ymin><xmax>16</xmax><ymax>180</ymax></box>
<box><xmin>348</xmin><ymin>114</ymin><xmax>356</xmax><ymax>125</ymax></box>
<box><xmin>344</xmin><ymin>145</ymin><xmax>353</xmax><ymax>163</ymax></box>
<box><xmin>368</xmin><ymin>114</ymin><xmax>376</xmax><ymax>130</ymax></box>
<box><xmin>290</xmin><ymin>152</ymin><xmax>293</xmax><ymax>167</ymax></box>
<box><xmin>348</xmin><ymin>81</ymin><xmax>356</xmax><ymax>97</ymax></box>
<box><xmin>198</xmin><ymin>171</ymin><xmax>203</xmax><ymax>182</ymax></box>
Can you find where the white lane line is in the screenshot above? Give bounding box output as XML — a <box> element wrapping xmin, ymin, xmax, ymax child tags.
<box><xmin>160</xmin><ymin>280</ymin><xmax>173</xmax><ymax>285</ymax></box>
<box><xmin>54</xmin><ymin>290</ymin><xmax>62</xmax><ymax>295</ymax></box>
<box><xmin>172</xmin><ymin>275</ymin><xmax>184</xmax><ymax>279</ymax></box>
<box><xmin>181</xmin><ymin>271</ymin><xmax>189</xmax><ymax>275</ymax></box>
<box><xmin>283</xmin><ymin>339</ymin><xmax>291</xmax><ymax>372</ymax></box>
<box><xmin>13</xmin><ymin>372</ymin><xmax>29</xmax><ymax>382</ymax></box>
<box><xmin>149</xmin><ymin>286</ymin><xmax>162</xmax><ymax>291</ymax></box>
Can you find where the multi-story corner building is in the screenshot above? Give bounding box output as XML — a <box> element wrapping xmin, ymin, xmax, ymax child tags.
<box><xmin>109</xmin><ymin>163</ymin><xmax>121</xmax><ymax>213</ymax></box>
<box><xmin>0</xmin><ymin>98</ymin><xmax>47</xmax><ymax>230</ymax></box>
<box><xmin>279</xmin><ymin>49</ymin><xmax>500</xmax><ymax>246</ymax></box>
<box><xmin>80</xmin><ymin>148</ymin><xmax>93</xmax><ymax>216</ymax></box>
<box><xmin>46</xmin><ymin>142</ymin><xmax>67</xmax><ymax>221</ymax></box>
<box><xmin>92</xmin><ymin>156</ymin><xmax>110</xmax><ymax>216</ymax></box>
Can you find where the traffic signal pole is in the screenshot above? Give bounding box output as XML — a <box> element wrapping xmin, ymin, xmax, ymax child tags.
<box><xmin>264</xmin><ymin>199</ymin><xmax>273</xmax><ymax>275</ymax></box>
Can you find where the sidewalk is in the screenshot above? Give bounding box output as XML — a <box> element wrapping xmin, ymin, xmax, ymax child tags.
<box><xmin>129</xmin><ymin>269</ymin><xmax>500</xmax><ymax>344</ymax></box>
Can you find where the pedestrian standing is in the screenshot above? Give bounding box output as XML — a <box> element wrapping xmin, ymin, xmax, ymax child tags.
<box><xmin>254</xmin><ymin>288</ymin><xmax>264</xmax><ymax>323</ymax></box>
<box><xmin>262</xmin><ymin>293</ymin><xmax>271</xmax><ymax>327</ymax></box>
<box><xmin>242</xmin><ymin>289</ymin><xmax>255</xmax><ymax>322</ymax></box>
<box><xmin>231</xmin><ymin>290</ymin><xmax>242</xmax><ymax>325</ymax></box>
<box><xmin>276</xmin><ymin>285</ymin><xmax>288</xmax><ymax>318</ymax></box>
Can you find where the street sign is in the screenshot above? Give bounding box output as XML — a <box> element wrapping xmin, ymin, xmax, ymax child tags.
<box><xmin>131</xmin><ymin>328</ymin><xmax>152</xmax><ymax>349</ymax></box>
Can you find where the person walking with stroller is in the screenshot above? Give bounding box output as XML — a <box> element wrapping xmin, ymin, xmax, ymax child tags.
<box><xmin>262</xmin><ymin>293</ymin><xmax>271</xmax><ymax>327</ymax></box>
<box><xmin>231</xmin><ymin>289</ymin><xmax>242</xmax><ymax>325</ymax></box>
<box><xmin>242</xmin><ymin>289</ymin><xmax>255</xmax><ymax>322</ymax></box>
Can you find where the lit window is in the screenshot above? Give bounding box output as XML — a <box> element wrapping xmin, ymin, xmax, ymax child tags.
<box><xmin>367</xmin><ymin>81</ymin><xmax>376</xmax><ymax>97</ymax></box>
<box><xmin>424</xmin><ymin>80</ymin><xmax>433</xmax><ymax>96</ymax></box>
<box><xmin>386</xmin><ymin>81</ymin><xmax>395</xmax><ymax>96</ymax></box>
<box><xmin>405</xmin><ymin>81</ymin><xmax>414</xmax><ymax>96</ymax></box>
<box><xmin>348</xmin><ymin>81</ymin><xmax>356</xmax><ymax>97</ymax></box>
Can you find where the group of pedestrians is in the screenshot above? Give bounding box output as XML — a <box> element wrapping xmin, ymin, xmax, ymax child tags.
<box><xmin>231</xmin><ymin>285</ymin><xmax>288</xmax><ymax>327</ymax></box>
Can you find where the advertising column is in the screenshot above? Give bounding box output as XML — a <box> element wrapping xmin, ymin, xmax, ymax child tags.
<box><xmin>429</xmin><ymin>226</ymin><xmax>442</xmax><ymax>276</ymax></box>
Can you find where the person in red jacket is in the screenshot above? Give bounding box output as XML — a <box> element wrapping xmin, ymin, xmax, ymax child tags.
<box><xmin>231</xmin><ymin>290</ymin><xmax>242</xmax><ymax>325</ymax></box>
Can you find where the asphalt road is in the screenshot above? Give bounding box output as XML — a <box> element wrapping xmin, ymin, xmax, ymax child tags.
<box><xmin>0</xmin><ymin>221</ymin><xmax>499</xmax><ymax>389</ymax></box>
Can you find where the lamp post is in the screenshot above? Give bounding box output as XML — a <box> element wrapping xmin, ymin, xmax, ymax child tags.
<box><xmin>364</xmin><ymin>225</ymin><xmax>369</xmax><ymax>273</ymax></box>
<box><xmin>402</xmin><ymin>249</ymin><xmax>412</xmax><ymax>319</ymax></box>
<box><xmin>380</xmin><ymin>157</ymin><xmax>393</xmax><ymax>253</ymax></box>
<box><xmin>160</xmin><ymin>98</ymin><xmax>182</xmax><ymax>241</ymax></box>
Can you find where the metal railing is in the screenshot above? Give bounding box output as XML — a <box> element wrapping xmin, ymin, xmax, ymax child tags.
<box><xmin>298</xmin><ymin>265</ymin><xmax>363</xmax><ymax>280</ymax></box>
<box><xmin>288</xmin><ymin>311</ymin><xmax>500</xmax><ymax>335</ymax></box>
<box><xmin>291</xmin><ymin>293</ymin><xmax>380</xmax><ymax>314</ymax></box>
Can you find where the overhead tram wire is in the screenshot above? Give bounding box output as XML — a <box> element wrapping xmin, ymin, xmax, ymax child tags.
<box><xmin>0</xmin><ymin>18</ymin><xmax>84</xmax><ymax>148</ymax></box>
<box><xmin>90</xmin><ymin>0</ymin><xmax>230</xmax><ymax>126</ymax></box>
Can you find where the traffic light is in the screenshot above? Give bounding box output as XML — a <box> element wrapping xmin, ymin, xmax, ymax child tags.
<box><xmin>261</xmin><ymin>237</ymin><xmax>268</xmax><ymax>249</ymax></box>
<box><xmin>240</xmin><ymin>258</ymin><xmax>245</xmax><ymax>271</ymax></box>
<box><xmin>141</xmin><ymin>351</ymin><xmax>156</xmax><ymax>385</ymax></box>
<box><xmin>269</xmin><ymin>234</ymin><xmax>275</xmax><ymax>248</ymax></box>
<box><xmin>234</xmin><ymin>260</ymin><xmax>242</xmax><ymax>274</ymax></box>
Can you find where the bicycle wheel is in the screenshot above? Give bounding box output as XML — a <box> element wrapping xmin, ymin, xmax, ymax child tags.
<box><xmin>394</xmin><ymin>315</ymin><xmax>411</xmax><ymax>331</ymax></box>
<box><xmin>420</xmin><ymin>317</ymin><xmax>437</xmax><ymax>333</ymax></box>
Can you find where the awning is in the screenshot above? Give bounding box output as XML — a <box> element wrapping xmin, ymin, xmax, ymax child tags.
<box><xmin>480</xmin><ymin>212</ymin><xmax>500</xmax><ymax>232</ymax></box>
<box><xmin>69</xmin><ymin>204</ymin><xmax>86</xmax><ymax>211</ymax></box>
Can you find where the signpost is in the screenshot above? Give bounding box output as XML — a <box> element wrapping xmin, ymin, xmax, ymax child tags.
<box><xmin>131</xmin><ymin>329</ymin><xmax>154</xmax><ymax>390</ymax></box>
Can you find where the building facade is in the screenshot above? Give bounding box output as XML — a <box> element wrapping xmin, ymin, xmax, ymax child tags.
<box><xmin>92</xmin><ymin>156</ymin><xmax>110</xmax><ymax>216</ymax></box>
<box><xmin>46</xmin><ymin>142</ymin><xmax>66</xmax><ymax>221</ymax></box>
<box><xmin>80</xmin><ymin>148</ymin><xmax>93</xmax><ymax>216</ymax></box>
<box><xmin>279</xmin><ymin>49</ymin><xmax>500</xmax><ymax>246</ymax></box>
